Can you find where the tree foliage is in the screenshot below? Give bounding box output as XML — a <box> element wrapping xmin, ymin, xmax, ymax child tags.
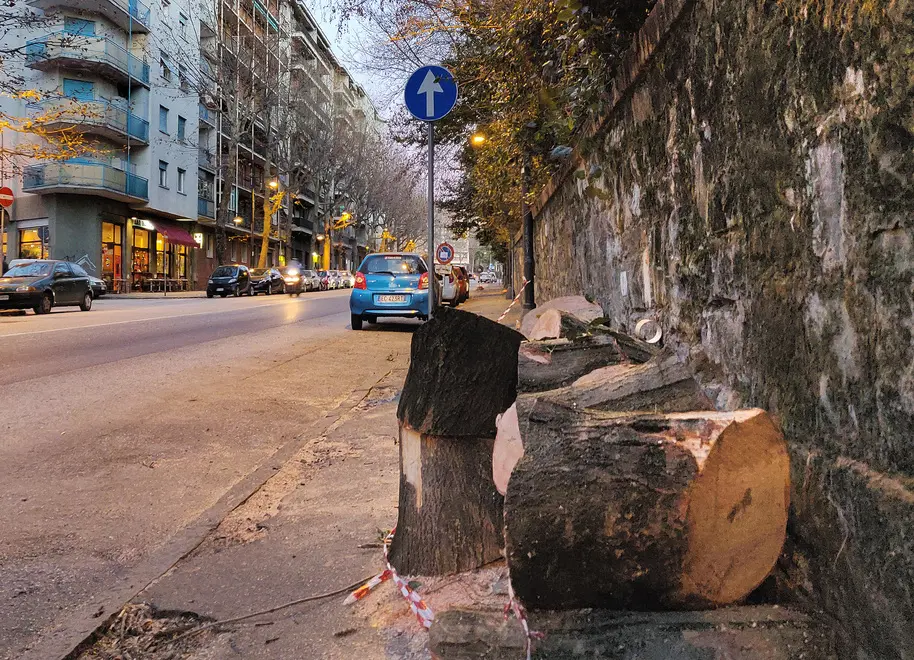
<box><xmin>332</xmin><ymin>0</ymin><xmax>656</xmax><ymax>251</ymax></box>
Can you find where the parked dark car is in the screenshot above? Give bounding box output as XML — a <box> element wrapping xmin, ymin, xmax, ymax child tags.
<box><xmin>250</xmin><ymin>267</ymin><xmax>284</xmax><ymax>295</ymax></box>
<box><xmin>0</xmin><ymin>259</ymin><xmax>93</xmax><ymax>314</ymax></box>
<box><xmin>88</xmin><ymin>275</ymin><xmax>107</xmax><ymax>298</ymax></box>
<box><xmin>206</xmin><ymin>264</ymin><xmax>252</xmax><ymax>298</ymax></box>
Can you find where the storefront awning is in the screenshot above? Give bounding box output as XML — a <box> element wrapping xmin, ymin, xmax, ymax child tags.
<box><xmin>150</xmin><ymin>222</ymin><xmax>200</xmax><ymax>248</ymax></box>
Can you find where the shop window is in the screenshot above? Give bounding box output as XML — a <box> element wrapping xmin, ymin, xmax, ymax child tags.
<box><xmin>132</xmin><ymin>228</ymin><xmax>150</xmax><ymax>274</ymax></box>
<box><xmin>19</xmin><ymin>226</ymin><xmax>49</xmax><ymax>259</ymax></box>
<box><xmin>101</xmin><ymin>221</ymin><xmax>123</xmax><ymax>284</ymax></box>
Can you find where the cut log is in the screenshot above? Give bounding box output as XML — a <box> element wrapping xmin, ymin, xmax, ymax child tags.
<box><xmin>397</xmin><ymin>306</ymin><xmax>524</xmax><ymax>438</ymax></box>
<box><xmin>430</xmin><ymin>607</ymin><xmax>838</xmax><ymax>659</ymax></box>
<box><xmin>494</xmin><ymin>353</ymin><xmax>712</xmax><ymax>495</ymax></box>
<box><xmin>540</xmin><ymin>352</ymin><xmax>714</xmax><ymax>412</ymax></box>
<box><xmin>505</xmin><ymin>404</ymin><xmax>789</xmax><ymax>610</ymax></box>
<box><xmin>517</xmin><ymin>331</ymin><xmax>658</xmax><ymax>394</ymax></box>
<box><xmin>527</xmin><ymin>308</ymin><xmax>590</xmax><ymax>341</ymax></box>
<box><xmin>391</xmin><ymin>307</ymin><xmax>523</xmax><ymax>575</ymax></box>
<box><xmin>519</xmin><ymin>295</ymin><xmax>604</xmax><ymax>338</ymax></box>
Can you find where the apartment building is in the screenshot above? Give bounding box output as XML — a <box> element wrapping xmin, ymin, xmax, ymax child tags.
<box><xmin>0</xmin><ymin>0</ymin><xmax>203</xmax><ymax>290</ymax></box>
<box><xmin>1</xmin><ymin>0</ymin><xmax>380</xmax><ymax>288</ymax></box>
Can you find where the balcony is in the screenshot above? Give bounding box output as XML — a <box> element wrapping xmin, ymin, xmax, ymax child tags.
<box><xmin>27</xmin><ymin>0</ymin><xmax>151</xmax><ymax>33</ymax></box>
<box><xmin>198</xmin><ymin>147</ymin><xmax>216</xmax><ymax>171</ymax></box>
<box><xmin>199</xmin><ymin>103</ymin><xmax>216</xmax><ymax>127</ymax></box>
<box><xmin>26</xmin><ymin>32</ymin><xmax>150</xmax><ymax>87</ymax></box>
<box><xmin>23</xmin><ymin>161</ymin><xmax>149</xmax><ymax>203</ymax></box>
<box><xmin>198</xmin><ymin>197</ymin><xmax>215</xmax><ymax>218</ymax></box>
<box><xmin>32</xmin><ymin>98</ymin><xmax>148</xmax><ymax>144</ymax></box>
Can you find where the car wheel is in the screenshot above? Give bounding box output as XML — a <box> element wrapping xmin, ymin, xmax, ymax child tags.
<box><xmin>265</xmin><ymin>287</ymin><xmax>271</xmax><ymax>295</ymax></box>
<box><xmin>206</xmin><ymin>291</ymin><xmax>214</xmax><ymax>298</ymax></box>
<box><xmin>252</xmin><ymin>290</ymin><xmax>258</xmax><ymax>296</ymax></box>
<box><xmin>351</xmin><ymin>313</ymin><xmax>363</xmax><ymax>330</ymax></box>
<box><xmin>34</xmin><ymin>293</ymin><xmax>52</xmax><ymax>315</ymax></box>
<box><xmin>79</xmin><ymin>291</ymin><xmax>92</xmax><ymax>311</ymax></box>
<box><xmin>233</xmin><ymin>287</ymin><xmax>241</xmax><ymax>297</ymax></box>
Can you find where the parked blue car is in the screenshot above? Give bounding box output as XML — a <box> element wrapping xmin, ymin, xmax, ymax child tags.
<box><xmin>349</xmin><ymin>253</ymin><xmax>432</xmax><ymax>330</ymax></box>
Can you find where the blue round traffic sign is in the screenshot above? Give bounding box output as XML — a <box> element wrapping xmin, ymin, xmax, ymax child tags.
<box><xmin>404</xmin><ymin>66</ymin><xmax>458</xmax><ymax>122</ymax></box>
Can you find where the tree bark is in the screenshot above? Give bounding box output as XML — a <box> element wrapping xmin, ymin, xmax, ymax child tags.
<box><xmin>388</xmin><ymin>424</ymin><xmax>504</xmax><ymax>575</ymax></box>
<box><xmin>527</xmin><ymin>308</ymin><xmax>591</xmax><ymax>341</ymax></box>
<box><xmin>391</xmin><ymin>307</ymin><xmax>524</xmax><ymax>575</ymax></box>
<box><xmin>505</xmin><ymin>404</ymin><xmax>789</xmax><ymax>610</ymax></box>
<box><xmin>494</xmin><ymin>353</ymin><xmax>712</xmax><ymax>495</ymax></box>
<box><xmin>398</xmin><ymin>306</ymin><xmax>524</xmax><ymax>438</ymax></box>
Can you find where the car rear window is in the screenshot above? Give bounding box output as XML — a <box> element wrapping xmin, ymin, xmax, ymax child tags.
<box><xmin>212</xmin><ymin>266</ymin><xmax>237</xmax><ymax>277</ymax></box>
<box><xmin>360</xmin><ymin>255</ymin><xmax>427</xmax><ymax>275</ymax></box>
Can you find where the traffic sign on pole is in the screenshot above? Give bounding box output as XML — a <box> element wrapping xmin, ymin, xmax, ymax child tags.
<box><xmin>0</xmin><ymin>187</ymin><xmax>14</xmax><ymax>208</ymax></box>
<box><xmin>404</xmin><ymin>66</ymin><xmax>458</xmax><ymax>122</ymax></box>
<box><xmin>436</xmin><ymin>242</ymin><xmax>455</xmax><ymax>265</ymax></box>
<box><xmin>404</xmin><ymin>65</ymin><xmax>458</xmax><ymax>322</ymax></box>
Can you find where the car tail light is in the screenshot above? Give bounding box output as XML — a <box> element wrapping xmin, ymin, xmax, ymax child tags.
<box><xmin>354</xmin><ymin>272</ymin><xmax>367</xmax><ymax>289</ymax></box>
<box><xmin>419</xmin><ymin>272</ymin><xmax>429</xmax><ymax>290</ymax></box>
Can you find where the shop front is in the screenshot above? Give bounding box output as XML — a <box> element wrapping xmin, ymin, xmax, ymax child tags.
<box><xmin>129</xmin><ymin>219</ymin><xmax>200</xmax><ymax>291</ymax></box>
<box><xmin>101</xmin><ymin>221</ymin><xmax>125</xmax><ymax>292</ymax></box>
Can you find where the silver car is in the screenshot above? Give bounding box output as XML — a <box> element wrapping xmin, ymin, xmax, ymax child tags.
<box><xmin>300</xmin><ymin>269</ymin><xmax>321</xmax><ymax>291</ymax></box>
<box><xmin>337</xmin><ymin>271</ymin><xmax>355</xmax><ymax>288</ymax></box>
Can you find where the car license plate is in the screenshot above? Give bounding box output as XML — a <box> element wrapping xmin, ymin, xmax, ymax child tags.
<box><xmin>377</xmin><ymin>295</ymin><xmax>406</xmax><ymax>303</ymax></box>
<box><xmin>216</xmin><ymin>288</ymin><xmax>224</xmax><ymax>292</ymax></box>
<box><xmin>0</xmin><ymin>294</ymin><xmax>8</xmax><ymax>301</ymax></box>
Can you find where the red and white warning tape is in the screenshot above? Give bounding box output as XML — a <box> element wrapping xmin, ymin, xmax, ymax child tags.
<box><xmin>345</xmin><ymin>528</ymin><xmax>435</xmax><ymax>629</ymax></box>
<box><xmin>497</xmin><ymin>277</ymin><xmax>531</xmax><ymax>323</ymax></box>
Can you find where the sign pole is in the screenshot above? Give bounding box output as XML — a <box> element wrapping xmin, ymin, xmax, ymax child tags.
<box><xmin>427</xmin><ymin>121</ymin><xmax>435</xmax><ymax>320</ymax></box>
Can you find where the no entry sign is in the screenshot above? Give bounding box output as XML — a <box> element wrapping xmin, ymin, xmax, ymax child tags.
<box><xmin>0</xmin><ymin>187</ymin><xmax>13</xmax><ymax>208</ymax></box>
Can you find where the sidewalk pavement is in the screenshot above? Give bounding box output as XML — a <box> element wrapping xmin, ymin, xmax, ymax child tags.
<box><xmin>71</xmin><ymin>291</ymin><xmax>516</xmax><ymax>660</ymax></box>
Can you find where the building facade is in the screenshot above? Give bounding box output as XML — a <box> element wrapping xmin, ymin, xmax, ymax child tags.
<box><xmin>0</xmin><ymin>0</ymin><xmax>380</xmax><ymax>289</ymax></box>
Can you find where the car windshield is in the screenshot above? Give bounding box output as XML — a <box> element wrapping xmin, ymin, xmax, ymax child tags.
<box><xmin>250</xmin><ymin>269</ymin><xmax>269</xmax><ymax>276</ymax></box>
<box><xmin>318</xmin><ymin>271</ymin><xmax>328</xmax><ymax>277</ymax></box>
<box><xmin>302</xmin><ymin>270</ymin><xmax>314</xmax><ymax>276</ymax></box>
<box><xmin>4</xmin><ymin>262</ymin><xmax>52</xmax><ymax>277</ymax></box>
<box><xmin>281</xmin><ymin>267</ymin><xmax>300</xmax><ymax>276</ymax></box>
<box><xmin>212</xmin><ymin>266</ymin><xmax>237</xmax><ymax>277</ymax></box>
<box><xmin>360</xmin><ymin>255</ymin><xmax>427</xmax><ymax>275</ymax></box>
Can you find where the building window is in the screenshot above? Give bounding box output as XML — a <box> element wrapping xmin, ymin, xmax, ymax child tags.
<box><xmin>63</xmin><ymin>78</ymin><xmax>94</xmax><ymax>100</ymax></box>
<box><xmin>159</xmin><ymin>160</ymin><xmax>168</xmax><ymax>188</ymax></box>
<box><xmin>178</xmin><ymin>64</ymin><xmax>189</xmax><ymax>90</ymax></box>
<box><xmin>179</xmin><ymin>12</ymin><xmax>188</xmax><ymax>31</ymax></box>
<box><xmin>101</xmin><ymin>222</ymin><xmax>123</xmax><ymax>285</ymax></box>
<box><xmin>18</xmin><ymin>226</ymin><xmax>49</xmax><ymax>259</ymax></box>
<box><xmin>177</xmin><ymin>168</ymin><xmax>186</xmax><ymax>194</ymax></box>
<box><xmin>177</xmin><ymin>115</ymin><xmax>186</xmax><ymax>140</ymax></box>
<box><xmin>161</xmin><ymin>0</ymin><xmax>170</xmax><ymax>7</ymax></box>
<box><xmin>159</xmin><ymin>56</ymin><xmax>171</xmax><ymax>82</ymax></box>
<box><xmin>159</xmin><ymin>105</ymin><xmax>169</xmax><ymax>133</ymax></box>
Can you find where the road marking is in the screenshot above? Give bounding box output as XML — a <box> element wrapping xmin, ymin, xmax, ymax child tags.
<box><xmin>0</xmin><ymin>296</ymin><xmax>344</xmax><ymax>338</ymax></box>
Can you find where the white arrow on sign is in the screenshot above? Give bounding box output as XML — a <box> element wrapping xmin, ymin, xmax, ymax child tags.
<box><xmin>417</xmin><ymin>70</ymin><xmax>442</xmax><ymax>118</ymax></box>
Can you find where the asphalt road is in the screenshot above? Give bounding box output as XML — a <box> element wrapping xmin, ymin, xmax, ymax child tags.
<box><xmin>0</xmin><ymin>290</ymin><xmax>352</xmax><ymax>386</ymax></box>
<box><xmin>0</xmin><ymin>288</ymin><xmax>421</xmax><ymax>659</ymax></box>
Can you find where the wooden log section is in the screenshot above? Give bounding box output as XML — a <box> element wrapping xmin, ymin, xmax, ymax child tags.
<box><xmin>494</xmin><ymin>353</ymin><xmax>713</xmax><ymax>495</ymax></box>
<box><xmin>505</xmin><ymin>403</ymin><xmax>790</xmax><ymax>610</ymax></box>
<box><xmin>390</xmin><ymin>307</ymin><xmax>523</xmax><ymax>575</ymax></box>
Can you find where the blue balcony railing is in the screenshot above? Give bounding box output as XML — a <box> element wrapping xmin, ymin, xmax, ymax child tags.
<box><xmin>25</xmin><ymin>32</ymin><xmax>150</xmax><ymax>86</ymax></box>
<box><xmin>198</xmin><ymin>197</ymin><xmax>215</xmax><ymax>218</ymax></box>
<box><xmin>199</xmin><ymin>103</ymin><xmax>216</xmax><ymax>126</ymax></box>
<box><xmin>32</xmin><ymin>98</ymin><xmax>149</xmax><ymax>143</ymax></box>
<box><xmin>23</xmin><ymin>161</ymin><xmax>149</xmax><ymax>200</ymax></box>
<box><xmin>127</xmin><ymin>0</ymin><xmax>151</xmax><ymax>25</ymax></box>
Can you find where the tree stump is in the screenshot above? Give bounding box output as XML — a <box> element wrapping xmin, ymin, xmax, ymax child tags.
<box><xmin>505</xmin><ymin>403</ymin><xmax>790</xmax><ymax>610</ymax></box>
<box><xmin>390</xmin><ymin>307</ymin><xmax>524</xmax><ymax>575</ymax></box>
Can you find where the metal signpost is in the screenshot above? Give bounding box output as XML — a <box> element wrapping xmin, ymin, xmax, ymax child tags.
<box><xmin>404</xmin><ymin>65</ymin><xmax>458</xmax><ymax>320</ymax></box>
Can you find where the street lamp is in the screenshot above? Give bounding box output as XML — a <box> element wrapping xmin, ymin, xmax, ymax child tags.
<box><xmin>233</xmin><ymin>215</ymin><xmax>243</xmax><ymax>224</ymax></box>
<box><xmin>470</xmin><ymin>132</ymin><xmax>487</xmax><ymax>147</ymax></box>
<box><xmin>268</xmin><ymin>179</ymin><xmax>279</xmax><ymax>190</ymax></box>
